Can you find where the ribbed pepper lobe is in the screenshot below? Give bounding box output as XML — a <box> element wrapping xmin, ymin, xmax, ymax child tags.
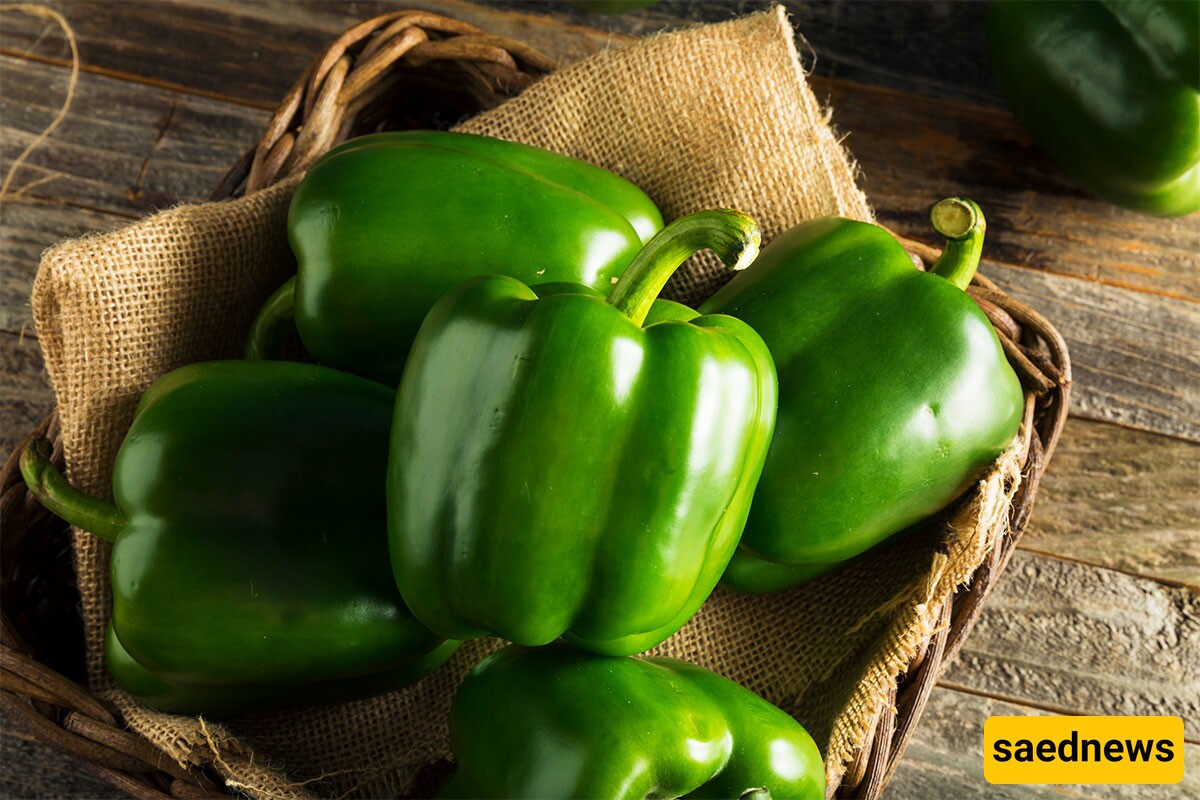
<box><xmin>388</xmin><ymin>277</ymin><xmax>776</xmax><ymax>656</ymax></box>
<box><xmin>703</xmin><ymin>210</ymin><xmax>1024</xmax><ymax>593</ymax></box>
<box><xmin>278</xmin><ymin>131</ymin><xmax>665</xmax><ymax>384</ymax></box>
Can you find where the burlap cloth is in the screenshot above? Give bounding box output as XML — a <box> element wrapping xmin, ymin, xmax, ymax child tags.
<box><xmin>30</xmin><ymin>7</ymin><xmax>1020</xmax><ymax>798</ymax></box>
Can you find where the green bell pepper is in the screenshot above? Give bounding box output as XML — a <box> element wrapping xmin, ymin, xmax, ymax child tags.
<box><xmin>246</xmin><ymin>130</ymin><xmax>664</xmax><ymax>385</ymax></box>
<box><xmin>701</xmin><ymin>198</ymin><xmax>1024</xmax><ymax>593</ymax></box>
<box><xmin>988</xmin><ymin>0</ymin><xmax>1200</xmax><ymax>216</ymax></box>
<box><xmin>103</xmin><ymin>627</ymin><xmax>458</xmax><ymax>718</ymax></box>
<box><xmin>21</xmin><ymin>361</ymin><xmax>454</xmax><ymax>716</ymax></box>
<box><xmin>440</xmin><ymin>644</ymin><xmax>825</xmax><ymax>799</ymax></box>
<box><xmin>389</xmin><ymin>210</ymin><xmax>776</xmax><ymax>656</ymax></box>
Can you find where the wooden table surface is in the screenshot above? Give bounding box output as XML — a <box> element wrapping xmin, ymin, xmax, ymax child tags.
<box><xmin>1</xmin><ymin>1</ymin><xmax>1196</xmax><ymax>798</ymax></box>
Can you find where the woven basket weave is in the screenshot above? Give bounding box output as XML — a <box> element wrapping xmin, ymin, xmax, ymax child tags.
<box><xmin>0</xmin><ymin>9</ymin><xmax>1071</xmax><ymax>800</ymax></box>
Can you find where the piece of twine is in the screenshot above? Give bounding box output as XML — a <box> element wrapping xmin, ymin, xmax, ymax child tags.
<box><xmin>0</xmin><ymin>4</ymin><xmax>80</xmax><ymax>199</ymax></box>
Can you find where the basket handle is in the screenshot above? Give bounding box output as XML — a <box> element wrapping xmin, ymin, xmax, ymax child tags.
<box><xmin>211</xmin><ymin>9</ymin><xmax>554</xmax><ymax>200</ymax></box>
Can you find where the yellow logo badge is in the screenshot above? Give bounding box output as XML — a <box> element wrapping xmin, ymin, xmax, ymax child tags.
<box><xmin>984</xmin><ymin>716</ymin><xmax>1184</xmax><ymax>784</ymax></box>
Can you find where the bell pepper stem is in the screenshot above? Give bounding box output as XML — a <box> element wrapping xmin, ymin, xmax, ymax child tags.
<box><xmin>928</xmin><ymin>197</ymin><xmax>986</xmax><ymax>291</ymax></box>
<box><xmin>608</xmin><ymin>209</ymin><xmax>761</xmax><ymax>327</ymax></box>
<box><xmin>20</xmin><ymin>438</ymin><xmax>125</xmax><ymax>542</ymax></box>
<box><xmin>244</xmin><ymin>276</ymin><xmax>297</xmax><ymax>360</ymax></box>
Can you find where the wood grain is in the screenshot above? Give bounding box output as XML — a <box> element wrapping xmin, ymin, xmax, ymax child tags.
<box><xmin>1</xmin><ymin>0</ymin><xmax>1006</xmax><ymax>108</ymax></box>
<box><xmin>0</xmin><ymin>0</ymin><xmax>330</xmax><ymax>109</ymax></box>
<box><xmin>4</xmin><ymin>1</ymin><xmax>1195</xmax><ymax>303</ymax></box>
<box><xmin>945</xmin><ymin>550</ymin><xmax>1200</xmax><ymax>739</ymax></box>
<box><xmin>484</xmin><ymin>0</ymin><xmax>1005</xmax><ymax>108</ymax></box>
<box><xmin>1023</xmin><ymin>417</ymin><xmax>1200</xmax><ymax>588</ymax></box>
<box><xmin>984</xmin><ymin>259</ymin><xmax>1200</xmax><ymax>440</ymax></box>
<box><xmin>0</xmin><ymin>0</ymin><xmax>611</xmax><ymax>107</ymax></box>
<box><xmin>890</xmin><ymin>686</ymin><xmax>1200</xmax><ymax>799</ymax></box>
<box><xmin>824</xmin><ymin>80</ymin><xmax>1200</xmax><ymax>301</ymax></box>
<box><xmin>0</xmin><ymin>54</ymin><xmax>269</xmax><ymax>218</ymax></box>
<box><xmin>0</xmin><ymin>331</ymin><xmax>55</xmax><ymax>458</ymax></box>
<box><xmin>0</xmin><ymin>704</ymin><xmax>126</xmax><ymax>800</ymax></box>
<box><xmin>0</xmin><ymin>199</ymin><xmax>127</xmax><ymax>335</ymax></box>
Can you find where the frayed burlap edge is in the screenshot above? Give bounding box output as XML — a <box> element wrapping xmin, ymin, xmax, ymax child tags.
<box><xmin>455</xmin><ymin>5</ymin><xmax>873</xmax><ymax>306</ymax></box>
<box><xmin>813</xmin><ymin>441</ymin><xmax>1023</xmax><ymax>788</ymax></box>
<box><xmin>95</xmin><ymin>638</ymin><xmax>509</xmax><ymax>800</ymax></box>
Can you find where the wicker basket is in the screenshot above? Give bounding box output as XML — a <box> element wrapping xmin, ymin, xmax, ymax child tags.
<box><xmin>0</xmin><ymin>9</ymin><xmax>1071</xmax><ymax>800</ymax></box>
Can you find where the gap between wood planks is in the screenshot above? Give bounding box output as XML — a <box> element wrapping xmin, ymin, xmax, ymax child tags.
<box><xmin>900</xmin><ymin>228</ymin><xmax>1198</xmax><ymax>304</ymax></box>
<box><xmin>1</xmin><ymin>192</ymin><xmax>140</xmax><ymax>221</ymax></box>
<box><xmin>1017</xmin><ymin>546</ymin><xmax>1199</xmax><ymax>592</ymax></box>
<box><xmin>0</xmin><ymin>47</ymin><xmax>279</xmax><ymax>112</ymax></box>
<box><xmin>939</xmin><ymin>680</ymin><xmax>1200</xmax><ymax>747</ymax></box>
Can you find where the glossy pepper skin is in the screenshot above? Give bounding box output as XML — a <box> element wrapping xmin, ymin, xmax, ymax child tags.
<box><xmin>104</xmin><ymin>628</ymin><xmax>459</xmax><ymax>718</ymax></box>
<box><xmin>21</xmin><ymin>361</ymin><xmax>454</xmax><ymax>716</ymax></box>
<box><xmin>246</xmin><ymin>130</ymin><xmax>664</xmax><ymax>385</ymax></box>
<box><xmin>702</xmin><ymin>199</ymin><xmax>1024</xmax><ymax>593</ymax></box>
<box><xmin>389</xmin><ymin>210</ymin><xmax>776</xmax><ymax>656</ymax></box>
<box><xmin>988</xmin><ymin>0</ymin><xmax>1200</xmax><ymax>216</ymax></box>
<box><xmin>440</xmin><ymin>644</ymin><xmax>825</xmax><ymax>800</ymax></box>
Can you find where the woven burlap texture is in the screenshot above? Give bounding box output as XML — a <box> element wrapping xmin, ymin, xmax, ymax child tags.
<box><xmin>31</xmin><ymin>7</ymin><xmax>1018</xmax><ymax>798</ymax></box>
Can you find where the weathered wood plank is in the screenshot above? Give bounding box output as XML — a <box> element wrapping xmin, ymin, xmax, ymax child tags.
<box><xmin>0</xmin><ymin>0</ymin><xmax>327</xmax><ymax>110</ymax></box>
<box><xmin>823</xmin><ymin>80</ymin><xmax>1200</xmax><ymax>301</ymax></box>
<box><xmin>252</xmin><ymin>0</ymin><xmax>618</xmax><ymax>67</ymax></box>
<box><xmin>5</xmin><ymin>5</ymin><xmax>1196</xmax><ymax>329</ymax></box>
<box><xmin>984</xmin><ymin>259</ymin><xmax>1200</xmax><ymax>440</ymax></box>
<box><xmin>2</xmin><ymin>0</ymin><xmax>1004</xmax><ymax>108</ymax></box>
<box><xmin>0</xmin><ymin>54</ymin><xmax>269</xmax><ymax>217</ymax></box>
<box><xmin>0</xmin><ymin>0</ymin><xmax>613</xmax><ymax>107</ymax></box>
<box><xmin>890</xmin><ymin>686</ymin><xmax>1200</xmax><ymax>799</ymax></box>
<box><xmin>1022</xmin><ymin>417</ymin><xmax>1200</xmax><ymax>588</ymax></box>
<box><xmin>945</xmin><ymin>550</ymin><xmax>1200</xmax><ymax>739</ymax></box>
<box><xmin>1</xmin><ymin>199</ymin><xmax>127</xmax><ymax>335</ymax></box>
<box><xmin>483</xmin><ymin>0</ymin><xmax>1005</xmax><ymax>109</ymax></box>
<box><xmin>0</xmin><ymin>331</ymin><xmax>55</xmax><ymax>458</ymax></box>
<box><xmin>5</xmin><ymin>1</ymin><xmax>1195</xmax><ymax>302</ymax></box>
<box><xmin>0</xmin><ymin>705</ymin><xmax>126</xmax><ymax>800</ymax></box>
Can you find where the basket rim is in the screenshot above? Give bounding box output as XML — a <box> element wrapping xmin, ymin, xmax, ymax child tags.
<box><xmin>0</xmin><ymin>8</ymin><xmax>1072</xmax><ymax>800</ymax></box>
